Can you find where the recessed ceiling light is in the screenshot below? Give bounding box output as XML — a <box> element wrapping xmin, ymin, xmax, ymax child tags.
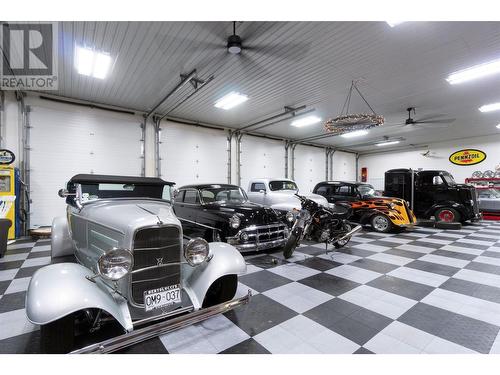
<box><xmin>291</xmin><ymin>115</ymin><xmax>322</xmax><ymax>128</ymax></box>
<box><xmin>375</xmin><ymin>140</ymin><xmax>400</xmax><ymax>147</ymax></box>
<box><xmin>341</xmin><ymin>130</ymin><xmax>369</xmax><ymax>138</ymax></box>
<box><xmin>479</xmin><ymin>102</ymin><xmax>500</xmax><ymax>113</ymax></box>
<box><xmin>214</xmin><ymin>91</ymin><xmax>248</xmax><ymax>110</ymax></box>
<box><xmin>75</xmin><ymin>46</ymin><xmax>112</xmax><ymax>79</ymax></box>
<box><xmin>446</xmin><ymin>59</ymin><xmax>500</xmax><ymax>85</ymax></box>
<box><xmin>386</xmin><ymin>21</ymin><xmax>406</xmax><ymax>27</ymax></box>
<box><xmin>496</xmin><ymin>123</ymin><xmax>500</xmax><ymax>129</ymax></box>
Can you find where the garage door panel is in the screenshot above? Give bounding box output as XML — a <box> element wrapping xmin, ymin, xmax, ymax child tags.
<box><xmin>29</xmin><ymin>102</ymin><xmax>142</xmax><ymax>228</ymax></box>
<box><xmin>293</xmin><ymin>145</ymin><xmax>325</xmax><ymax>193</ymax></box>
<box><xmin>160</xmin><ymin>122</ymin><xmax>227</xmax><ymax>187</ymax></box>
<box><xmin>332</xmin><ymin>151</ymin><xmax>357</xmax><ymax>181</ymax></box>
<box><xmin>240</xmin><ymin>136</ymin><xmax>285</xmax><ymax>191</ymax></box>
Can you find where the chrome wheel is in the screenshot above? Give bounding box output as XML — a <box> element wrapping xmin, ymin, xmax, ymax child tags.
<box><xmin>372</xmin><ymin>215</ymin><xmax>390</xmax><ymax>232</ymax></box>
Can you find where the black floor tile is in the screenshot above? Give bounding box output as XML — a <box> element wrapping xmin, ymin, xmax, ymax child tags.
<box><xmin>465</xmin><ymin>261</ymin><xmax>500</xmax><ymax>275</ymax></box>
<box><xmin>482</xmin><ymin>251</ymin><xmax>500</xmax><ymax>259</ymax></box>
<box><xmin>412</xmin><ymin>241</ymin><xmax>448</xmax><ymax>249</ymax></box>
<box><xmin>14</xmin><ymin>265</ymin><xmax>45</xmax><ymax>279</ymax></box>
<box><xmin>384</xmin><ymin>248</ymin><xmax>424</xmax><ymax>259</ymax></box>
<box><xmin>0</xmin><ymin>291</ymin><xmax>27</xmax><ymax>313</ymax></box>
<box><xmin>224</xmin><ymin>294</ymin><xmax>297</xmax><ymax>337</ymax></box>
<box><xmin>354</xmin><ymin>347</ymin><xmax>374</xmax><ymax>354</ymax></box>
<box><xmin>349</xmin><ymin>306</ymin><xmax>393</xmax><ymax>331</ymax></box>
<box><xmin>295</xmin><ymin>257</ymin><xmax>342</xmax><ymax>272</ymax></box>
<box><xmin>116</xmin><ymin>338</ymin><xmax>169</xmax><ymax>354</ymax></box>
<box><xmin>27</xmin><ymin>251</ymin><xmax>51</xmax><ymax>259</ymax></box>
<box><xmin>245</xmin><ymin>255</ymin><xmax>288</xmax><ymax>269</ymax></box>
<box><xmin>367</xmin><ymin>240</ymin><xmax>401</xmax><ymax>248</ymax></box>
<box><xmin>220</xmin><ymin>338</ymin><xmax>270</xmax><ymax>354</ymax></box>
<box><xmin>455</xmin><ymin>241</ymin><xmax>491</xmax><ymax>250</ymax></box>
<box><xmin>431</xmin><ymin>249</ymin><xmax>476</xmax><ymax>261</ymax></box>
<box><xmin>304</xmin><ymin>298</ymin><xmax>362</xmax><ymax>327</ymax></box>
<box><xmin>440</xmin><ymin>278</ymin><xmax>500</xmax><ymax>304</ymax></box>
<box><xmin>368</xmin><ymin>275</ymin><xmax>434</xmax><ymax>301</ymax></box>
<box><xmin>0</xmin><ymin>329</ymin><xmax>40</xmax><ymax>353</ymax></box>
<box><xmin>406</xmin><ymin>260</ymin><xmax>459</xmax><ymax>277</ymax></box>
<box><xmin>4</xmin><ymin>247</ymin><xmax>32</xmax><ymax>255</ymax></box>
<box><xmin>299</xmin><ymin>273</ymin><xmax>360</xmax><ymax>296</ymax></box>
<box><xmin>337</xmin><ymin>247</ymin><xmax>377</xmax><ymax>258</ymax></box>
<box><xmin>239</xmin><ymin>270</ymin><xmax>291</xmax><ymax>292</ymax></box>
<box><xmin>295</xmin><ymin>245</ymin><xmax>327</xmax><ymax>256</ymax></box>
<box><xmin>398</xmin><ymin>302</ymin><xmax>454</xmax><ymax>336</ymax></box>
<box><xmin>350</xmin><ymin>258</ymin><xmax>399</xmax><ymax>274</ymax></box>
<box><xmin>328</xmin><ymin>316</ymin><xmax>380</xmax><ymax>345</ymax></box>
<box><xmin>0</xmin><ymin>280</ymin><xmax>11</xmax><ymax>295</ymax></box>
<box><xmin>0</xmin><ymin>260</ymin><xmax>23</xmax><ymax>271</ymax></box>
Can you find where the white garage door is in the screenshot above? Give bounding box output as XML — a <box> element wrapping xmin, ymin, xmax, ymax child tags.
<box><xmin>293</xmin><ymin>145</ymin><xmax>326</xmax><ymax>193</ymax></box>
<box><xmin>240</xmin><ymin>135</ymin><xmax>285</xmax><ymax>191</ymax></box>
<box><xmin>332</xmin><ymin>151</ymin><xmax>357</xmax><ymax>181</ymax></box>
<box><xmin>160</xmin><ymin>121</ymin><xmax>228</xmax><ymax>187</ymax></box>
<box><xmin>29</xmin><ymin>99</ymin><xmax>143</xmax><ymax>228</ymax></box>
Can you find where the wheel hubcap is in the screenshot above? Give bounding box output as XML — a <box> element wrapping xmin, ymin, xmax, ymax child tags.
<box><xmin>438</xmin><ymin>210</ymin><xmax>454</xmax><ymax>222</ymax></box>
<box><xmin>373</xmin><ymin>216</ymin><xmax>389</xmax><ymax>231</ymax></box>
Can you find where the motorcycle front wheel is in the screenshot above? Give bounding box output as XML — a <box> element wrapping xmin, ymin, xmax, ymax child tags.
<box><xmin>283</xmin><ymin>227</ymin><xmax>303</xmax><ymax>259</ymax></box>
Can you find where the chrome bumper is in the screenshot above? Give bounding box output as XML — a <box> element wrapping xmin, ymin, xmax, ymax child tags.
<box><xmin>227</xmin><ymin>223</ymin><xmax>289</xmax><ymax>252</ymax></box>
<box><xmin>71</xmin><ymin>291</ymin><xmax>251</xmax><ymax>354</ymax></box>
<box><xmin>229</xmin><ymin>237</ymin><xmax>288</xmax><ymax>252</ymax></box>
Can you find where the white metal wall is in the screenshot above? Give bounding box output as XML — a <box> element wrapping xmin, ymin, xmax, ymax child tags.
<box><xmin>160</xmin><ymin>121</ymin><xmax>228</xmax><ymax>187</ymax></box>
<box><xmin>29</xmin><ymin>99</ymin><xmax>143</xmax><ymax>228</ymax></box>
<box><xmin>332</xmin><ymin>151</ymin><xmax>357</xmax><ymax>181</ymax></box>
<box><xmin>293</xmin><ymin>145</ymin><xmax>325</xmax><ymax>193</ymax></box>
<box><xmin>239</xmin><ymin>135</ymin><xmax>286</xmax><ymax>191</ymax></box>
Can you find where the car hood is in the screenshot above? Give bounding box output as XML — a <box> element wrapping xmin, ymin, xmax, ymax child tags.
<box><xmin>79</xmin><ymin>199</ymin><xmax>181</xmax><ymax>232</ymax></box>
<box><xmin>204</xmin><ymin>201</ymin><xmax>282</xmax><ymax>225</ymax></box>
<box><xmin>268</xmin><ymin>191</ymin><xmax>329</xmax><ymax>211</ymax></box>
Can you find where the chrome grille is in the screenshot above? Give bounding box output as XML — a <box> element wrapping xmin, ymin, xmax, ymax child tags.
<box><xmin>131</xmin><ymin>226</ymin><xmax>181</xmax><ymax>305</ymax></box>
<box><xmin>241</xmin><ymin>224</ymin><xmax>288</xmax><ymax>244</ymax></box>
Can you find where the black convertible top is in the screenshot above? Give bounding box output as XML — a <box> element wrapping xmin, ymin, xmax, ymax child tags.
<box><xmin>70</xmin><ymin>174</ymin><xmax>175</xmax><ymax>186</ymax></box>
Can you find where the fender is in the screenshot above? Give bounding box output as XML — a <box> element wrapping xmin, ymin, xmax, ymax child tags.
<box><xmin>51</xmin><ymin>216</ymin><xmax>75</xmax><ymax>258</ymax></box>
<box><xmin>424</xmin><ymin>201</ymin><xmax>467</xmax><ymax>219</ymax></box>
<box><xmin>181</xmin><ymin>242</ymin><xmax>246</xmax><ymax>309</ymax></box>
<box><xmin>26</xmin><ymin>263</ymin><xmax>133</xmax><ymax>331</ymax></box>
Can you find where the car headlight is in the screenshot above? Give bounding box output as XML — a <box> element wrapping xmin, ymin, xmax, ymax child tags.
<box><xmin>229</xmin><ymin>214</ymin><xmax>241</xmax><ymax>229</ymax></box>
<box><xmin>184</xmin><ymin>238</ymin><xmax>209</xmax><ymax>266</ymax></box>
<box><xmin>286</xmin><ymin>211</ymin><xmax>295</xmax><ymax>222</ymax></box>
<box><xmin>97</xmin><ymin>248</ymin><xmax>133</xmax><ymax>281</ymax></box>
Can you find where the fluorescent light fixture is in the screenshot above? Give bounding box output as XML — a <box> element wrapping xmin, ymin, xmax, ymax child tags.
<box><xmin>387</xmin><ymin>21</ymin><xmax>406</xmax><ymax>27</ymax></box>
<box><xmin>291</xmin><ymin>115</ymin><xmax>321</xmax><ymax>128</ymax></box>
<box><xmin>214</xmin><ymin>91</ymin><xmax>248</xmax><ymax>110</ymax></box>
<box><xmin>375</xmin><ymin>140</ymin><xmax>400</xmax><ymax>147</ymax></box>
<box><xmin>479</xmin><ymin>102</ymin><xmax>500</xmax><ymax>113</ymax></box>
<box><xmin>446</xmin><ymin>59</ymin><xmax>500</xmax><ymax>85</ymax></box>
<box><xmin>341</xmin><ymin>130</ymin><xmax>369</xmax><ymax>138</ymax></box>
<box><xmin>75</xmin><ymin>46</ymin><xmax>112</xmax><ymax>79</ymax></box>
<box><xmin>496</xmin><ymin>123</ymin><xmax>500</xmax><ymax>129</ymax></box>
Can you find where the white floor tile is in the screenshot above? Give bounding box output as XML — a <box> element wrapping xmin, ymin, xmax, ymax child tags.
<box><xmin>31</xmin><ymin>245</ymin><xmax>51</xmax><ymax>253</ymax></box>
<box><xmin>419</xmin><ymin>254</ymin><xmax>470</xmax><ymax>268</ymax></box>
<box><xmin>326</xmin><ymin>265</ymin><xmax>381</xmax><ymax>284</ymax></box>
<box><xmin>380</xmin><ymin>321</ymin><xmax>435</xmax><ymax>351</ymax></box>
<box><xmin>0</xmin><ymin>309</ymin><xmax>39</xmax><ymax>341</ymax></box>
<box><xmin>0</xmin><ymin>269</ymin><xmax>18</xmax><ymax>282</ymax></box>
<box><xmin>268</xmin><ymin>263</ymin><xmax>320</xmax><ymax>281</ymax></box>
<box><xmin>456</xmin><ymin>238</ymin><xmax>496</xmax><ymax>247</ymax></box>
<box><xmin>6</xmin><ymin>242</ymin><xmax>35</xmax><ymax>250</ymax></box>
<box><xmin>486</xmin><ymin>246</ymin><xmax>500</xmax><ymax>253</ymax></box>
<box><xmin>263</xmin><ymin>282</ymin><xmax>333</xmax><ymax>313</ymax></box>
<box><xmin>244</xmin><ymin>264</ymin><xmax>263</xmax><ymax>275</ymax></box>
<box><xmin>254</xmin><ymin>315</ymin><xmax>359</xmax><ymax>354</ymax></box>
<box><xmin>403</xmin><ymin>232</ymin><xmax>432</xmax><ymax>238</ymax></box>
<box><xmin>0</xmin><ymin>253</ymin><xmax>29</xmax><ymax>263</ymax></box>
<box><xmin>348</xmin><ymin>236</ymin><xmax>376</xmax><ymax>243</ymax></box>
<box><xmin>489</xmin><ymin>330</ymin><xmax>500</xmax><ymax>354</ymax></box>
<box><xmin>367</xmin><ymin>252</ymin><xmax>413</xmax><ymax>266</ymax></box>
<box><xmin>273</xmin><ymin>251</ymin><xmax>312</xmax><ymax>263</ymax></box>
<box><xmin>235</xmin><ymin>282</ymin><xmax>259</xmax><ymax>298</ymax></box>
<box><xmin>396</xmin><ymin>244</ymin><xmax>434</xmax><ymax>254</ymax></box>
<box><xmin>4</xmin><ymin>277</ymin><xmax>31</xmax><ymax>294</ymax></box>
<box><xmin>387</xmin><ymin>267</ymin><xmax>448</xmax><ymax>287</ymax></box>
<box><xmin>159</xmin><ymin>315</ymin><xmax>249</xmax><ymax>353</ymax></box>
<box><xmin>439</xmin><ymin>245</ymin><xmax>483</xmax><ymax>256</ymax></box>
<box><xmin>317</xmin><ymin>252</ymin><xmax>361</xmax><ymax>264</ymax></box>
<box><xmin>21</xmin><ymin>257</ymin><xmax>51</xmax><ymax>268</ymax></box>
<box><xmin>474</xmin><ymin>255</ymin><xmax>500</xmax><ymax>267</ymax></box>
<box><xmin>467</xmin><ymin>233</ymin><xmax>500</xmax><ymax>240</ymax></box>
<box><xmin>352</xmin><ymin>243</ymin><xmax>391</xmax><ymax>253</ymax></box>
<box><xmin>415</xmin><ymin>238</ymin><xmax>453</xmax><ymax>245</ymax></box>
<box><xmin>454</xmin><ymin>269</ymin><xmax>500</xmax><ymax>289</ymax></box>
<box><xmin>423</xmin><ymin>337</ymin><xmax>477</xmax><ymax>354</ymax></box>
<box><xmin>377</xmin><ymin>237</ymin><xmax>414</xmax><ymax>244</ymax></box>
<box><xmin>364</xmin><ymin>332</ymin><xmax>421</xmax><ymax>354</ymax></box>
<box><xmin>432</xmin><ymin>232</ymin><xmax>465</xmax><ymax>239</ymax></box>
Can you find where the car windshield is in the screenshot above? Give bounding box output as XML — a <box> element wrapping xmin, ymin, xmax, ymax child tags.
<box><xmin>269</xmin><ymin>180</ymin><xmax>298</xmax><ymax>191</ymax></box>
<box><xmin>80</xmin><ymin>183</ymin><xmax>171</xmax><ymax>202</ymax></box>
<box><xmin>357</xmin><ymin>184</ymin><xmax>377</xmax><ymax>197</ymax></box>
<box><xmin>442</xmin><ymin>173</ymin><xmax>456</xmax><ymax>186</ymax></box>
<box><xmin>479</xmin><ymin>189</ymin><xmax>500</xmax><ymax>199</ymax></box>
<box><xmin>200</xmin><ymin>186</ymin><xmax>248</xmax><ymax>204</ymax></box>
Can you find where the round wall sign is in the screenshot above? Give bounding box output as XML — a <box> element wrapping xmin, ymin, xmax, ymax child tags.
<box><xmin>449</xmin><ymin>149</ymin><xmax>486</xmax><ymax>166</ymax></box>
<box><xmin>0</xmin><ymin>149</ymin><xmax>15</xmax><ymax>165</ymax></box>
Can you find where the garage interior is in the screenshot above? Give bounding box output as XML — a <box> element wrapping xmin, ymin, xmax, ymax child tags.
<box><xmin>1</xmin><ymin>20</ymin><xmax>500</xmax><ymax>354</ymax></box>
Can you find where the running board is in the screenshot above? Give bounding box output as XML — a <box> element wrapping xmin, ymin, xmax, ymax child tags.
<box><xmin>71</xmin><ymin>291</ymin><xmax>252</xmax><ymax>354</ymax></box>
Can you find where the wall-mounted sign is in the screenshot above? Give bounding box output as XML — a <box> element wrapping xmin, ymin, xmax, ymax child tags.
<box><xmin>0</xmin><ymin>149</ymin><xmax>15</xmax><ymax>165</ymax></box>
<box><xmin>449</xmin><ymin>149</ymin><xmax>486</xmax><ymax>166</ymax></box>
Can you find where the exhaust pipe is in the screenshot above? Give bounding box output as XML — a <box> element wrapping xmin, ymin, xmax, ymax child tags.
<box><xmin>333</xmin><ymin>224</ymin><xmax>362</xmax><ymax>244</ymax></box>
<box><xmin>71</xmin><ymin>291</ymin><xmax>251</xmax><ymax>354</ymax></box>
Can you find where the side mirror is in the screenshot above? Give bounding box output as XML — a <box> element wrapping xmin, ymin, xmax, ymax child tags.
<box><xmin>259</xmin><ymin>189</ymin><xmax>266</xmax><ymax>194</ymax></box>
<box><xmin>58</xmin><ymin>188</ymin><xmax>76</xmax><ymax>198</ymax></box>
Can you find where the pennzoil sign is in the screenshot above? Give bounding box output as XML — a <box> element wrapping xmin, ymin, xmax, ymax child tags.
<box><xmin>449</xmin><ymin>149</ymin><xmax>486</xmax><ymax>166</ymax></box>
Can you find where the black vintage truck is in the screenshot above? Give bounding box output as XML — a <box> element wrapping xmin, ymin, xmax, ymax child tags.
<box><xmin>384</xmin><ymin>169</ymin><xmax>481</xmax><ymax>223</ymax></box>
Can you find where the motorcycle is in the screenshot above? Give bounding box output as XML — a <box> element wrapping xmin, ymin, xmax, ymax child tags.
<box><xmin>283</xmin><ymin>194</ymin><xmax>362</xmax><ymax>259</ymax></box>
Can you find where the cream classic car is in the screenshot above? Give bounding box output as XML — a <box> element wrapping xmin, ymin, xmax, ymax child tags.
<box><xmin>25</xmin><ymin>174</ymin><xmax>249</xmax><ymax>353</ymax></box>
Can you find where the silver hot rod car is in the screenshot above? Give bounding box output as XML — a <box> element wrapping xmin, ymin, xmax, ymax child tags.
<box><xmin>25</xmin><ymin>174</ymin><xmax>249</xmax><ymax>354</ymax></box>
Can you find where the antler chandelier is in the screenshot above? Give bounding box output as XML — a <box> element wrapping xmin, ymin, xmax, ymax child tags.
<box><xmin>324</xmin><ymin>81</ymin><xmax>384</xmax><ymax>135</ymax></box>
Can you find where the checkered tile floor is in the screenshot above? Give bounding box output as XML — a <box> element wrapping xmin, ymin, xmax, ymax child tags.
<box><xmin>2</xmin><ymin>221</ymin><xmax>500</xmax><ymax>354</ymax></box>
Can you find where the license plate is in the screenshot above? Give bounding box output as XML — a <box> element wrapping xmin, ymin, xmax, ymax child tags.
<box><xmin>143</xmin><ymin>284</ymin><xmax>181</xmax><ymax>312</ymax></box>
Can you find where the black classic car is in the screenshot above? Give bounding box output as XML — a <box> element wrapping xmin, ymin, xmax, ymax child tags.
<box><xmin>173</xmin><ymin>184</ymin><xmax>292</xmax><ymax>252</ymax></box>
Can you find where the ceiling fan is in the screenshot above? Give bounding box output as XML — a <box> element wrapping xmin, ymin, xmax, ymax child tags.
<box><xmin>402</xmin><ymin>107</ymin><xmax>455</xmax><ymax>128</ymax></box>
